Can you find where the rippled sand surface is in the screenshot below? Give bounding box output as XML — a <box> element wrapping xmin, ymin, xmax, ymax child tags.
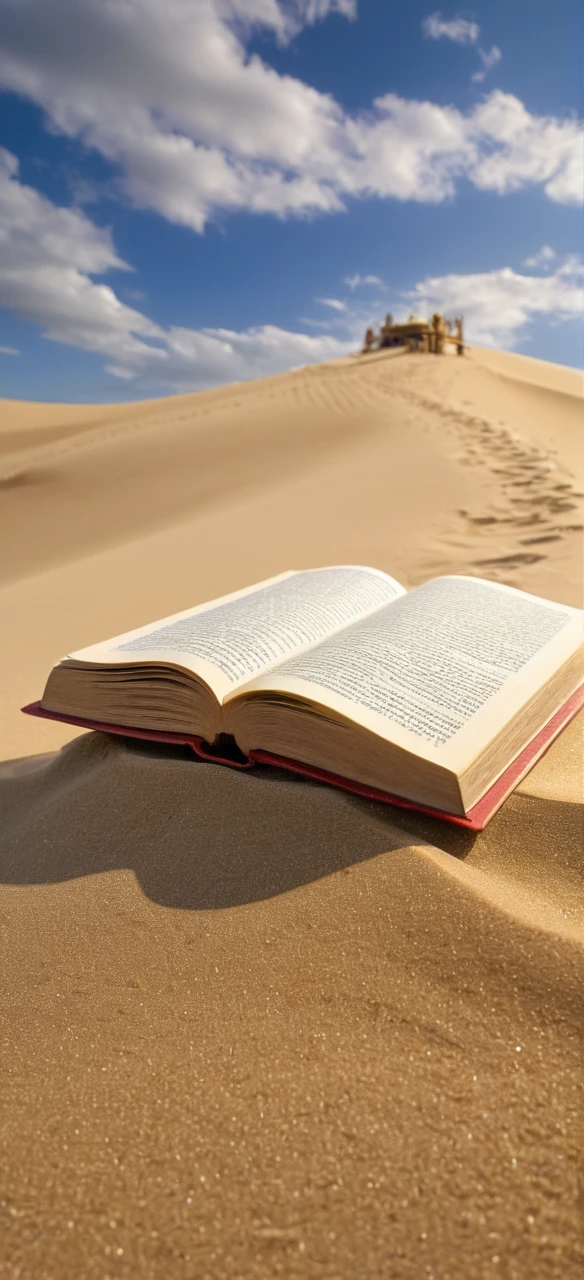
<box><xmin>0</xmin><ymin>347</ymin><xmax>582</xmax><ymax>1277</ymax></box>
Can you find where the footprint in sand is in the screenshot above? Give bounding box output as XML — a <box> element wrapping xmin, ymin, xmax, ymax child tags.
<box><xmin>474</xmin><ymin>552</ymin><xmax>547</xmax><ymax>569</ymax></box>
<box><xmin>520</xmin><ymin>534</ymin><xmax>562</xmax><ymax>546</ymax></box>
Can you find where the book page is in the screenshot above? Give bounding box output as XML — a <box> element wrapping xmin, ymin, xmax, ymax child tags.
<box><xmin>66</xmin><ymin>566</ymin><xmax>405</xmax><ymax>702</ymax></box>
<box><xmin>235</xmin><ymin>576</ymin><xmax>583</xmax><ymax>766</ymax></box>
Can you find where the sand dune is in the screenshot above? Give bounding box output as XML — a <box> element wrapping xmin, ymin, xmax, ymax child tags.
<box><xmin>1</xmin><ymin>347</ymin><xmax>582</xmax><ymax>592</ymax></box>
<box><xmin>1</xmin><ymin>345</ymin><xmax>582</xmax><ymax>760</ymax></box>
<box><xmin>1</xmin><ymin>346</ymin><xmax>582</xmax><ymax>1277</ymax></box>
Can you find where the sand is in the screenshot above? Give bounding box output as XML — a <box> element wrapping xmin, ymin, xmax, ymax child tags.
<box><xmin>0</xmin><ymin>346</ymin><xmax>582</xmax><ymax>1278</ymax></box>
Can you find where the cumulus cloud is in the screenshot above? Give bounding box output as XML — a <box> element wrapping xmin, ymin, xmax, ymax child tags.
<box><xmin>345</xmin><ymin>273</ymin><xmax>384</xmax><ymax>289</ymax></box>
<box><xmin>422</xmin><ymin>13</ymin><xmax>479</xmax><ymax>44</ymax></box>
<box><xmin>0</xmin><ymin>0</ymin><xmax>580</xmax><ymax>228</ymax></box>
<box><xmin>406</xmin><ymin>261</ymin><xmax>584</xmax><ymax>348</ymax></box>
<box><xmin>522</xmin><ymin>245</ymin><xmax>557</xmax><ymax>270</ymax></box>
<box><xmin>0</xmin><ymin>147</ymin><xmax>352</xmax><ymax>390</ymax></box>
<box><xmin>1</xmin><ymin>150</ymin><xmax>581</xmax><ymax>383</ymax></box>
<box><xmin>470</xmin><ymin>92</ymin><xmax>583</xmax><ymax>204</ymax></box>
<box><xmin>0</xmin><ymin>0</ymin><xmax>350</xmax><ymax>231</ymax></box>
<box><xmin>0</xmin><ymin>147</ymin><xmax>167</xmax><ymax>367</ymax></box>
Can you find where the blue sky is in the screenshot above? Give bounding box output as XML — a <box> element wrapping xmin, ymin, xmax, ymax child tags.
<box><xmin>0</xmin><ymin>0</ymin><xmax>581</xmax><ymax>402</ymax></box>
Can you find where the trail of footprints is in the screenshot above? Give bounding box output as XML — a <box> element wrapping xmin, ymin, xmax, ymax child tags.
<box><xmin>306</xmin><ymin>362</ymin><xmax>582</xmax><ymax>584</ymax></box>
<box><xmin>382</xmin><ymin>375</ymin><xmax>583</xmax><ymax>581</ymax></box>
<box><xmin>452</xmin><ymin>414</ymin><xmax>582</xmax><ymax>573</ymax></box>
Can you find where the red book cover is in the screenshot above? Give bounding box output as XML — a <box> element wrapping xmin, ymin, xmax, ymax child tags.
<box><xmin>22</xmin><ymin>683</ymin><xmax>584</xmax><ymax>830</ymax></box>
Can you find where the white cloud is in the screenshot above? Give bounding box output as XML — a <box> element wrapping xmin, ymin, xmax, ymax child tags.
<box><xmin>131</xmin><ymin>322</ymin><xmax>353</xmax><ymax>389</ymax></box>
<box><xmin>0</xmin><ymin>0</ymin><xmax>580</xmax><ymax>227</ymax></box>
<box><xmin>556</xmin><ymin>254</ymin><xmax>583</xmax><ymax>277</ymax></box>
<box><xmin>406</xmin><ymin>261</ymin><xmax>584</xmax><ymax>348</ymax></box>
<box><xmin>0</xmin><ymin>147</ymin><xmax>166</xmax><ymax>367</ymax></box>
<box><xmin>279</xmin><ymin>0</ymin><xmax>357</xmax><ymax>39</ymax></box>
<box><xmin>345</xmin><ymin>273</ymin><xmax>384</xmax><ymax>289</ymax></box>
<box><xmin>0</xmin><ymin>0</ymin><xmax>350</xmax><ymax>231</ymax></box>
<box><xmin>0</xmin><ymin>149</ymin><xmax>126</xmax><ymax>278</ymax></box>
<box><xmin>224</xmin><ymin>0</ymin><xmax>357</xmax><ymax>43</ymax></box>
<box><xmin>422</xmin><ymin>13</ymin><xmax>479</xmax><ymax>44</ymax></box>
<box><xmin>0</xmin><ymin>147</ymin><xmax>352</xmax><ymax>390</ymax></box>
<box><xmin>472</xmin><ymin>44</ymin><xmax>502</xmax><ymax>83</ymax></box>
<box><xmin>423</xmin><ymin>13</ymin><xmax>501</xmax><ymax>84</ymax></box>
<box><xmin>0</xmin><ymin>343</ymin><xmax>20</xmax><ymax>355</ymax></box>
<box><xmin>340</xmin><ymin>93</ymin><xmax>476</xmax><ymax>203</ymax></box>
<box><xmin>1</xmin><ymin>151</ymin><xmax>581</xmax><ymax>385</ymax></box>
<box><xmin>522</xmin><ymin>245</ymin><xmax>557</xmax><ymax>269</ymax></box>
<box><xmin>470</xmin><ymin>92</ymin><xmax>583</xmax><ymax>204</ymax></box>
<box><xmin>316</xmin><ymin>297</ymin><xmax>347</xmax><ymax>311</ymax></box>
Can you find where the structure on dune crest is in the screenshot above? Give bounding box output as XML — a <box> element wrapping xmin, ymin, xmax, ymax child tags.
<box><xmin>363</xmin><ymin>312</ymin><xmax>464</xmax><ymax>356</ymax></box>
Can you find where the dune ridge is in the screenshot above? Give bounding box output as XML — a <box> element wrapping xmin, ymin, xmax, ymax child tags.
<box><xmin>0</xmin><ymin>346</ymin><xmax>582</xmax><ymax>1277</ymax></box>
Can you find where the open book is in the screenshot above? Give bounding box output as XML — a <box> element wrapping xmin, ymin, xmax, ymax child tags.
<box><xmin>26</xmin><ymin>567</ymin><xmax>583</xmax><ymax>828</ymax></box>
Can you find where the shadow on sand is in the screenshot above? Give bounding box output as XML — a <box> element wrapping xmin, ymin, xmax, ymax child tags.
<box><xmin>0</xmin><ymin>731</ymin><xmax>485</xmax><ymax>910</ymax></box>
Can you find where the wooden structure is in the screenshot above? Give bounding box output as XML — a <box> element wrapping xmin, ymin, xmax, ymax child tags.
<box><xmin>364</xmin><ymin>312</ymin><xmax>464</xmax><ymax>355</ymax></box>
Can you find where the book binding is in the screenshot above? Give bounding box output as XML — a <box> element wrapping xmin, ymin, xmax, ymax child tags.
<box><xmin>21</xmin><ymin>682</ymin><xmax>584</xmax><ymax>830</ymax></box>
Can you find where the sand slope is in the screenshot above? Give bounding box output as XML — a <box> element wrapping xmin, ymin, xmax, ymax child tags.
<box><xmin>0</xmin><ymin>347</ymin><xmax>583</xmax><ymax>1277</ymax></box>
<box><xmin>1</xmin><ymin>345</ymin><xmax>582</xmax><ymax>760</ymax></box>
